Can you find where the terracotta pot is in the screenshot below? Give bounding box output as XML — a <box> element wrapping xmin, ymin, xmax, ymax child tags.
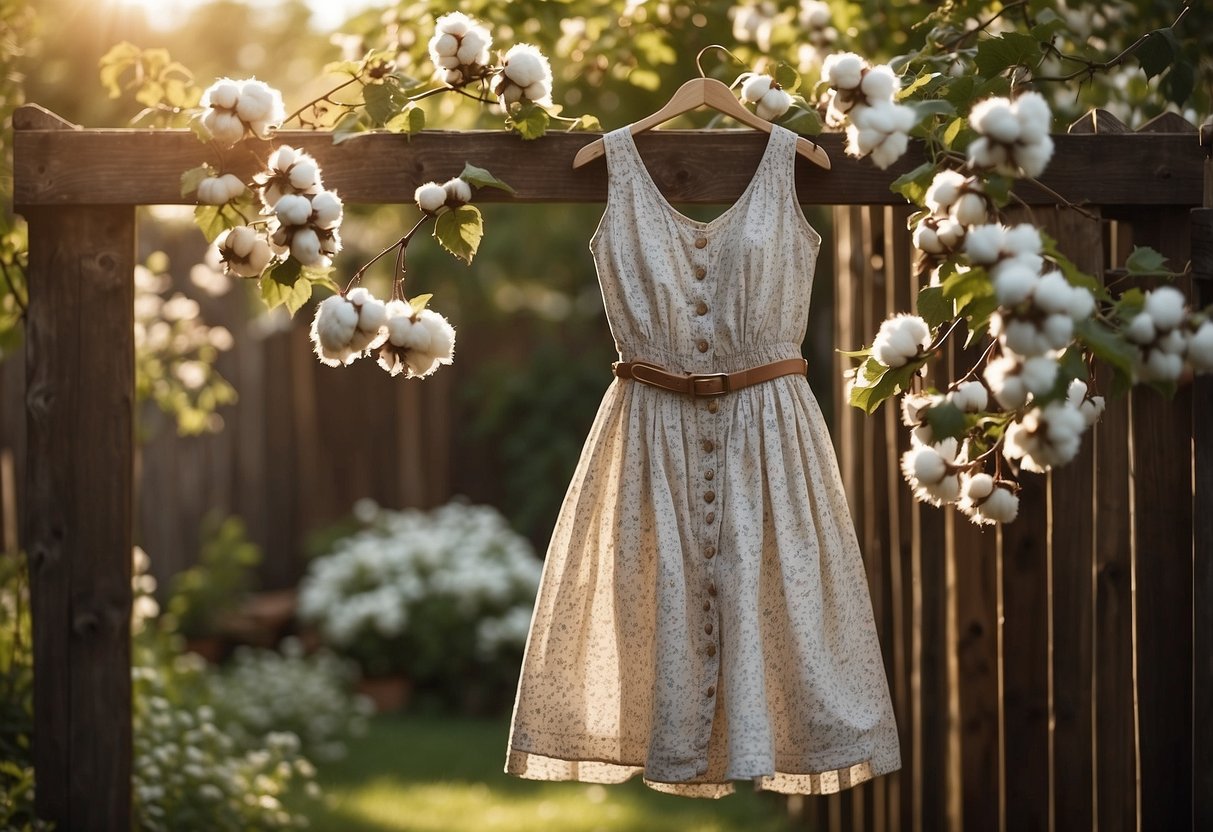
<box><xmin>357</xmin><ymin>674</ymin><xmax>413</xmax><ymax>713</ymax></box>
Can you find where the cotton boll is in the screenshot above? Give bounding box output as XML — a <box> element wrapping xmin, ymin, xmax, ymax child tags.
<box><xmin>442</xmin><ymin>68</ymin><xmax>465</xmax><ymax>85</ymax></box>
<box><xmin>851</xmin><ymin>101</ymin><xmax>895</xmax><ymax>133</ymax></box>
<box><xmin>1021</xmin><ymin>355</ymin><xmax>1059</xmax><ymax>397</ymax></box>
<box><xmin>860</xmin><ymin>64</ymin><xmax>899</xmax><ymax>103</ymax></box>
<box><xmin>202</xmin><ymin>78</ymin><xmax>240</xmax><ymax>110</ymax></box>
<box><xmin>223</xmin><ymin>226</ymin><xmax>257</xmax><ymax>258</ymax></box>
<box><xmin>1143</xmin><ymin>285</ymin><xmax>1187</xmax><ymax>331</ymax></box>
<box><xmin>869</xmin><ymin>131</ymin><xmax>909</xmax><ymax>169</ymax></box>
<box><xmin>236</xmin><ymin>80</ymin><xmax>285</xmax><ymax>132</ymax></box>
<box><xmin>1013</xmin><ymin>135</ymin><xmax>1054</xmax><ymax>178</ymax></box>
<box><xmin>1042</xmin><ymin>314</ymin><xmax>1075</xmax><ymax>349</ymax></box>
<box><xmin>196</xmin><ymin>177</ymin><xmax>229</xmax><ymax>205</ymax></box>
<box><xmin>437</xmin><ymin>54</ymin><xmax>462</xmax><ymax>71</ymax></box>
<box><xmin>1002</xmin><ymin>224</ymin><xmax>1042</xmax><ymax>257</ymax></box>
<box><xmin>288</xmin><ymin>160</ymin><xmax>320</xmax><ymax>192</ymax></box>
<box><xmin>913</xmin><ymin>222</ymin><xmax>943</xmax><ymax>254</ymax></box>
<box><xmin>951</xmin><ymin>192</ymin><xmax>987</xmax><ymax>227</ymax></box>
<box><xmin>310</xmin><ymin>296</ymin><xmax>359</xmax><ymax>366</ymax></box>
<box><xmin>1066</xmin><ymin>378</ymin><xmax>1089</xmax><ymax>408</ymax></box>
<box><xmin>741</xmin><ymin>74</ymin><xmax>775</xmax><ymax>104</ymax></box>
<box><xmin>962</xmin><ymin>472</ymin><xmax>995</xmax><ymax>503</ymax></box>
<box><xmin>985</xmin><ymin>355</ymin><xmax>1024</xmax><ymax>408</ymax></box>
<box><xmin>311</xmin><ymin>191</ymin><xmax>344</xmax><ymax>229</ymax></box>
<box><xmin>275</xmin><ymin>194</ymin><xmax>313</xmax><ymax>227</ymax></box>
<box><xmin>442</xmin><ymin>177</ymin><xmax>472</xmax><ymax>207</ymax></box>
<box><xmin>268</xmin><ymin>145</ymin><xmax>298</xmax><ymax>170</ymax></box>
<box><xmin>924</xmin><ymin>169</ymin><xmax>966</xmax><ymax>213</ymax></box>
<box><xmin>802</xmin><ymin>0</ymin><xmax>832</xmax><ymax>28</ymax></box>
<box><xmin>523</xmin><ymin>81</ymin><xmax>551</xmax><ymax>104</ymax></box>
<box><xmin>970</xmin><ymin>97</ymin><xmax>1020</xmax><ymax>143</ymax></box>
<box><xmin>1187</xmin><ymin>321</ymin><xmax>1213</xmax><ymax>371</ymax></box>
<box><xmin>1157</xmin><ymin>328</ymin><xmax>1187</xmax><ymax>355</ymax></box>
<box><xmin>901</xmin><ymin>445</ymin><xmax>946</xmax><ymax>486</ymax></box>
<box><xmin>1002</xmin><ymin>418</ymin><xmax>1034</xmax><ymax>462</ymax></box>
<box><xmin>935</xmin><ymin>218</ymin><xmax>966</xmax><ymax>250</ymax></box>
<box><xmin>1066</xmin><ymin>287</ymin><xmax>1095</xmax><ymax>319</ymax></box>
<box><xmin>757</xmin><ymin>87</ymin><xmax>793</xmax><ymax>121</ymax></box>
<box><xmin>419</xmin><ymin>309</ymin><xmax>456</xmax><ymax>361</ymax></box>
<box><xmin>966</xmin><ymin>136</ymin><xmax>1011</xmax><ymax>170</ymax></box>
<box><xmin>319</xmin><ymin>228</ymin><xmax>342</xmax><ymax>258</ymax></box>
<box><xmin>873</xmin><ymin>314</ymin><xmax>930</xmax><ymax>366</ymax></box>
<box><xmin>203</xmin><ymin>109</ymin><xmax>245</xmax><ymax>145</ymax></box>
<box><xmin>1124</xmin><ymin>312</ymin><xmax>1156</xmax><ymax>344</ymax></box>
<box><xmin>290</xmin><ymin>227</ymin><xmax>324</xmax><ymax>266</ymax></box>
<box><xmin>405</xmin><ymin>351</ymin><xmax>440</xmax><ymax>378</ymax></box>
<box><xmin>920</xmin><ymin>474</ymin><xmax>961</xmax><ymax>506</ymax></box>
<box><xmin>954</xmin><ymin>380</ymin><xmax>989</xmax><ymax>413</ymax></box>
<box><xmin>1013</xmin><ymin>91</ymin><xmax>1052</xmax><ymax>143</ymax></box>
<box><xmin>977</xmin><ymin>486</ymin><xmax>1019</xmax><ymax>524</ymax></box>
<box><xmin>435</xmin><ymin>11</ymin><xmax>472</xmax><ymax>37</ymax></box>
<box><xmin>992</xmin><ymin>262</ymin><xmax>1039</xmax><ymax>306</ymax></box>
<box><xmin>823</xmin><ymin>52</ymin><xmax>865</xmax><ymax>89</ymax></box>
<box><xmin>415</xmin><ymin>182</ymin><xmax>448</xmax><ymax>213</ymax></box>
<box><xmin>1000</xmin><ymin>316</ymin><xmax>1045</xmax><ymax>357</ymax></box>
<box><xmin>386</xmin><ymin>313</ymin><xmax>431</xmax><ymax>353</ymax></box>
<box><xmin>1080</xmin><ymin>396</ymin><xmax>1105</xmax><ymax>426</ymax></box>
<box><xmin>964</xmin><ymin>224</ymin><xmax>1006</xmax><ymax>265</ymax></box>
<box><xmin>1033</xmin><ymin>272</ymin><xmax>1075</xmax><ymax>314</ymax></box>
<box><xmin>900</xmin><ymin>391</ymin><xmax>938</xmax><ymax>426</ymax></box>
<box><xmin>1143</xmin><ymin>348</ymin><xmax>1184</xmax><ymax>381</ymax></box>
<box><xmin>502</xmin><ymin>44</ymin><xmax>550</xmax><ymax>89</ymax></box>
<box><xmin>845</xmin><ymin>124</ymin><xmax>882</xmax><ymax>157</ymax></box>
<box><xmin>889</xmin><ymin>104</ymin><xmax>917</xmax><ymax>133</ymax></box>
<box><xmin>456</xmin><ymin>28</ymin><xmax>491</xmax><ymax>65</ymax></box>
<box><xmin>429</xmin><ymin>32</ymin><xmax>459</xmax><ymax>59</ymax></box>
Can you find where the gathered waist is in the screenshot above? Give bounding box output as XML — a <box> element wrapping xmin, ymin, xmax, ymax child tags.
<box><xmin>618</xmin><ymin>341</ymin><xmax>804</xmax><ymax>375</ymax></box>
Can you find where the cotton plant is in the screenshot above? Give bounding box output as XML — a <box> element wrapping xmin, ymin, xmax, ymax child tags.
<box><xmin>821</xmin><ymin>52</ymin><xmax>919</xmax><ymax>169</ymax></box>
<box><xmin>198</xmin><ymin>77</ymin><xmax>285</xmax><ymax>145</ymax></box>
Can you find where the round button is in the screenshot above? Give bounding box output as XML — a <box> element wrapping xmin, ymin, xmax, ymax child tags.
<box><xmin>704</xmin><ymin>490</ymin><xmax>716</xmax><ymax>504</ymax></box>
<box><xmin>704</xmin><ymin>468</ymin><xmax>715</xmax><ymax>480</ymax></box>
<box><xmin>706</xmin><ymin>512</ymin><xmax>716</xmax><ymax>525</ymax></box>
<box><xmin>695</xmin><ymin>237</ymin><xmax>708</xmax><ymax>249</ymax></box>
<box><xmin>708</xmin><ymin>583</ymin><xmax>718</xmax><ymax>597</ymax></box>
<box><xmin>697</xmin><ymin>339</ymin><xmax>710</xmax><ymax>353</ymax></box>
<box><xmin>702</xmin><ymin>439</ymin><xmax>715</xmax><ymax>453</ymax></box>
<box><xmin>707</xmin><ymin>400</ymin><xmax>719</xmax><ymax>414</ymax></box>
<box><xmin>707</xmin><ymin>644</ymin><xmax>717</xmax><ymax>657</ymax></box>
<box><xmin>702</xmin><ymin>600</ymin><xmax>711</xmax><ymax>611</ymax></box>
<box><xmin>704</xmin><ymin>546</ymin><xmax>716</xmax><ymax>559</ymax></box>
<box><xmin>696</xmin><ymin>302</ymin><xmax>709</xmax><ymax>316</ymax></box>
<box><xmin>694</xmin><ymin>266</ymin><xmax>707</xmax><ymax>280</ymax></box>
<box><xmin>706</xmin><ymin>685</ymin><xmax>716</xmax><ymax>697</ymax></box>
<box><xmin>704</xmin><ymin>622</ymin><xmax>713</xmax><ymax>635</ymax></box>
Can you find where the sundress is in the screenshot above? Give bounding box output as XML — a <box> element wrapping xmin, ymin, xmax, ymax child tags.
<box><xmin>505</xmin><ymin>123</ymin><xmax>901</xmax><ymax>798</ymax></box>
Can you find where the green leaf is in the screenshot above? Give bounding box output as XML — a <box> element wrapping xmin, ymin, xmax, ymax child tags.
<box><xmin>193</xmin><ymin>205</ymin><xmax>229</xmax><ymax>243</ymax></box>
<box><xmin>310</xmin><ymin>274</ymin><xmax>343</xmax><ymax>296</ymax></box>
<box><xmin>569</xmin><ymin>113</ymin><xmax>603</xmax><ymax>131</ymax></box>
<box><xmin>332</xmin><ymin>110</ymin><xmax>372</xmax><ymax>145</ymax></box>
<box><xmin>975</xmin><ymin>32</ymin><xmax>1041</xmax><ymax>76</ymax></box>
<box><xmin>1031</xmin><ymin>14</ymin><xmax>1068</xmax><ymax>42</ymax></box>
<box><xmin>266</xmin><ymin>257</ymin><xmax>302</xmax><ymax>286</ymax></box>
<box><xmin>780</xmin><ymin>104</ymin><xmax>823</xmax><ymax>136</ymax></box>
<box><xmin>908</xmin><ymin>99</ymin><xmax>955</xmax><ymax>121</ymax></box>
<box><xmin>773</xmin><ymin>63</ymin><xmax>801</xmax><ymax>93</ymax></box>
<box><xmin>890</xmin><ymin>162</ymin><xmax>936</xmax><ymax>204</ymax></box>
<box><xmin>923</xmin><ymin>400</ymin><xmax>966</xmax><ymax>441</ymax></box>
<box><xmin>180</xmin><ymin>164</ymin><xmax>214</xmax><ymax>198</ymax></box>
<box><xmin>98</xmin><ymin>41</ymin><xmax>142</xmax><ymax>98</ymax></box>
<box><xmin>1162</xmin><ymin>60</ymin><xmax>1195</xmax><ymax>107</ymax></box>
<box><xmin>916</xmin><ymin>285</ymin><xmax>954</xmax><ymax>328</ymax></box>
<box><xmin>961</xmin><ymin>295</ymin><xmax>1000</xmax><ymax>347</ymax></box>
<box><xmin>849</xmin><ymin>361</ymin><xmax>922</xmax><ymax>415</ymax></box>
<box><xmin>942</xmin><ymin>117</ymin><xmax>965</xmax><ymax>149</ymax></box>
<box><xmin>1125</xmin><ymin>245</ymin><xmax>1170</xmax><ymax>275</ymax></box>
<box><xmin>897</xmin><ymin>71</ymin><xmax>939</xmax><ymax>100</ymax></box>
<box><xmin>433</xmin><ymin>204</ymin><xmax>484</xmax><ymax>263</ymax></box>
<box><xmin>941</xmin><ymin>77</ymin><xmax>977</xmax><ymax>109</ymax></box>
<box><xmin>385</xmin><ymin>104</ymin><xmax>425</xmax><ymax>134</ymax></box>
<box><xmin>941</xmin><ymin>265</ymin><xmax>993</xmax><ymax>310</ymax></box>
<box><xmin>364</xmin><ymin>79</ymin><xmax>410</xmax><ymax>126</ymax></box>
<box><xmin>260</xmin><ymin>273</ymin><xmax>313</xmax><ymax>315</ymax></box>
<box><xmin>510</xmin><ymin>103</ymin><xmax>550</xmax><ymax>140</ymax></box>
<box><xmin>459</xmin><ymin>163</ymin><xmax>517</xmax><ymax>194</ymax></box>
<box><xmin>408</xmin><ymin>293</ymin><xmax>433</xmax><ymax>314</ymax></box>
<box><xmin>1135</xmin><ymin>27</ymin><xmax>1178</xmax><ymax>81</ymax></box>
<box><xmin>1075</xmin><ymin>317</ymin><xmax>1138</xmax><ymax>378</ymax></box>
<box><xmin>982</xmin><ymin>175</ymin><xmax>1013</xmax><ymax>208</ymax></box>
<box><xmin>836</xmin><ymin>346</ymin><xmax>872</xmax><ymax>359</ymax></box>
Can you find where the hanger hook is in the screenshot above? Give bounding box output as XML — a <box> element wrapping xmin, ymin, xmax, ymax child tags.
<box><xmin>695</xmin><ymin>44</ymin><xmax>746</xmax><ymax>79</ymax></box>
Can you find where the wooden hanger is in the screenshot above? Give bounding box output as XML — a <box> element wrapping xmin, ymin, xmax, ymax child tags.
<box><xmin>572</xmin><ymin>49</ymin><xmax>831</xmax><ymax>171</ymax></box>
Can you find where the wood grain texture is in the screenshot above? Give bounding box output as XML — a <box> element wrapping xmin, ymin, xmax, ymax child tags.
<box><xmin>1192</xmin><ymin>206</ymin><xmax>1213</xmax><ymax>832</ymax></box>
<box><xmin>25</xmin><ymin>206</ymin><xmax>134</xmax><ymax>830</ymax></box>
<box><xmin>12</xmin><ymin>108</ymin><xmax>1204</xmax><ymax>208</ymax></box>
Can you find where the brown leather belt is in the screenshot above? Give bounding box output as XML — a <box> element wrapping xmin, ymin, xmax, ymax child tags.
<box><xmin>612</xmin><ymin>357</ymin><xmax>807</xmax><ymax>397</ymax></box>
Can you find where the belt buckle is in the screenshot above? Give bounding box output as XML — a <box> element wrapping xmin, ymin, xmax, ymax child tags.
<box><xmin>689</xmin><ymin>372</ymin><xmax>730</xmax><ymax>397</ymax></box>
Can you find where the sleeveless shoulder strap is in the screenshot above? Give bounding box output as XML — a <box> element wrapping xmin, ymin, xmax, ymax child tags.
<box><xmin>601</xmin><ymin>126</ymin><xmax>638</xmax><ymax>183</ymax></box>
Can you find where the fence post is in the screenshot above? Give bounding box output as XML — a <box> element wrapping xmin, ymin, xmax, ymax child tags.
<box><xmin>16</xmin><ymin>106</ymin><xmax>134</xmax><ymax>830</ymax></box>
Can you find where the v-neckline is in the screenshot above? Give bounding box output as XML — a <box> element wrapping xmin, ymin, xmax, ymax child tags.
<box><xmin>620</xmin><ymin>126</ymin><xmax>783</xmax><ymax>232</ymax></box>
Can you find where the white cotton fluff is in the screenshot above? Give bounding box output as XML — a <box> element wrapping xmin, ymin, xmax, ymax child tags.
<box><xmin>196</xmin><ymin>176</ymin><xmax>231</xmax><ymax>205</ymax></box>
<box><xmin>456</xmin><ymin>27</ymin><xmax>490</xmax><ymax>65</ymax></box>
<box><xmin>992</xmin><ymin>261</ymin><xmax>1039</xmax><ymax>306</ymax></box>
<box><xmin>217</xmin><ymin>226</ymin><xmax>272</xmax><ymax>278</ymax></box>
<box><xmin>851</xmin><ymin>100</ymin><xmax>916</xmax><ymax>134</ymax></box>
<box><xmin>935</xmin><ymin>218</ymin><xmax>966</xmax><ymax>250</ymax></box>
<box><xmin>997</xmin><ymin>315</ymin><xmax>1045</xmax><ymax>357</ymax></box>
<box><xmin>823</xmin><ymin>52</ymin><xmax>865</xmax><ymax>90</ymax></box>
<box><xmin>502</xmin><ymin>44</ymin><xmax>551</xmax><ymax>89</ymax></box>
<box><xmin>961</xmin><ymin>472</ymin><xmax>995</xmax><ymax>504</ymax></box>
<box><xmin>319</xmin><ymin>227</ymin><xmax>342</xmax><ymax>258</ymax></box>
<box><xmin>872</xmin><ymin>314</ymin><xmax>931</xmax><ymax>367</ymax></box>
<box><xmin>913</xmin><ymin>222</ymin><xmax>944</xmax><ymax>254</ymax></box>
<box><xmin>1042</xmin><ymin>314</ymin><xmax>1075</xmax><ymax>349</ymax></box>
<box><xmin>976</xmin><ymin>485</ymin><xmax>1019</xmax><ymax>524</ymax></box>
<box><xmin>347</xmin><ymin>288</ymin><xmax>389</xmax><ymax>351</ymax></box>
<box><xmin>1143</xmin><ymin>285</ymin><xmax>1187</xmax><ymax>331</ymax></box>
<box><xmin>802</xmin><ymin>0</ymin><xmax>831</xmax><ymax>28</ymax></box>
<box><xmin>310</xmin><ymin>295</ymin><xmax>360</xmax><ymax>367</ymax></box>
<box><xmin>741</xmin><ymin>74</ymin><xmax>775</xmax><ymax>104</ymax></box>
<box><xmin>984</xmin><ymin>355</ymin><xmax>1028</xmax><ymax>409</ymax></box>
<box><xmin>260</xmin><ymin>146</ymin><xmax>321</xmax><ymax>207</ymax></box>
<box><xmin>1187</xmin><ymin>321</ymin><xmax>1213</xmax><ymax>371</ymax></box>
<box><xmin>903</xmin><ymin>444</ymin><xmax>948</xmax><ymax>484</ymax></box>
<box><xmin>951</xmin><ymin>191</ymin><xmax>988</xmax><ymax>227</ymax></box>
<box><xmin>290</xmin><ymin>227</ymin><xmax>324</xmax><ymax>267</ymax></box>
<box><xmin>1013</xmin><ymin>134</ymin><xmax>1054</xmax><ymax>178</ymax></box>
<box><xmin>950</xmin><ymin>380</ymin><xmax>989</xmax><ymax>412</ymax></box>
<box><xmin>900</xmin><ymin>391</ymin><xmax>940</xmax><ymax>427</ymax></box>
<box><xmin>757</xmin><ymin>87</ymin><xmax>794</xmax><ymax>121</ymax></box>
<box><xmin>235</xmin><ymin>79</ymin><xmax>285</xmax><ymax>138</ymax></box>
<box><xmin>275</xmin><ymin>193</ymin><xmax>313</xmax><ymax>227</ymax></box>
<box><xmin>419</xmin><ymin>308</ymin><xmax>456</xmax><ymax>361</ymax></box>
<box><xmin>1124</xmin><ymin>312</ymin><xmax>1156</xmax><ymax>344</ymax></box>
<box><xmin>414</xmin><ymin>182</ymin><xmax>448</xmax><ymax>213</ymax></box>
<box><xmin>925</xmin><ymin>169</ymin><xmax>966</xmax><ymax>214</ymax></box>
<box><xmin>869</xmin><ymin>131</ymin><xmax>910</xmax><ymax>170</ymax></box>
<box><xmin>1021</xmin><ymin>354</ymin><xmax>1059</xmax><ymax>396</ymax></box>
<box><xmin>1014</xmin><ymin>91</ymin><xmax>1052</xmax><ymax>143</ymax></box>
<box><xmin>203</xmin><ymin>109</ymin><xmax>246</xmax><ymax>146</ymax></box>
<box><xmin>969</xmin><ymin>97</ymin><xmax>1020</xmax><ymax>144</ymax></box>
<box><xmin>966</xmin><ymin>136</ymin><xmax>1010</xmax><ymax>171</ymax></box>
<box><xmin>268</xmin><ymin>145</ymin><xmax>299</xmax><ymax>170</ymax></box>
<box><xmin>1080</xmin><ymin>396</ymin><xmax>1106</xmax><ymax>426</ymax></box>
<box><xmin>859</xmin><ymin>64</ymin><xmax>899</xmax><ymax>103</ymax></box>
<box><xmin>1033</xmin><ymin>272</ymin><xmax>1075</xmax><ymax>315</ymax></box>
<box><xmin>900</xmin><ymin>441</ymin><xmax>961</xmax><ymax>506</ymax></box>
<box><xmin>201</xmin><ymin>78</ymin><xmax>240</xmax><ymax>111</ymax></box>
<box><xmin>1067</xmin><ymin>286</ymin><xmax>1095</xmax><ymax>319</ymax></box>
<box><xmin>435</xmin><ymin>10</ymin><xmax>472</xmax><ymax>37</ymax></box>
<box><xmin>964</xmin><ymin>224</ymin><xmax>1007</xmax><ymax>265</ymax></box>
<box><xmin>1066</xmin><ymin>378</ymin><xmax>1089</xmax><ymax>407</ymax></box>
<box><xmin>442</xmin><ymin>177</ymin><xmax>472</xmax><ymax>206</ymax></box>
<box><xmin>1141</xmin><ymin>348</ymin><xmax>1184</xmax><ymax>382</ymax></box>
<box><xmin>288</xmin><ymin>159</ymin><xmax>320</xmax><ymax>192</ymax></box>
<box><xmin>310</xmin><ymin>191</ymin><xmax>344</xmax><ymax>229</ymax></box>
<box><xmin>1157</xmin><ymin>328</ymin><xmax>1187</xmax><ymax>355</ymax></box>
<box><xmin>1002</xmin><ymin>224</ymin><xmax>1042</xmax><ymax>257</ymax></box>
<box><xmin>430</xmin><ymin>32</ymin><xmax>459</xmax><ymax>59</ymax></box>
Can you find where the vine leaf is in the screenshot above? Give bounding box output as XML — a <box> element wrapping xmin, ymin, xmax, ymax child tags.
<box><xmin>385</xmin><ymin>105</ymin><xmax>425</xmax><ymax>135</ymax></box>
<box><xmin>459</xmin><ymin>163</ymin><xmax>516</xmax><ymax>194</ymax></box>
<box><xmin>434</xmin><ymin>204</ymin><xmax>484</xmax><ymax>264</ymax></box>
<box><xmin>193</xmin><ymin>205</ymin><xmax>228</xmax><ymax>243</ymax></box>
<box><xmin>916</xmin><ymin>285</ymin><xmax>954</xmax><ymax>328</ymax></box>
<box><xmin>974</xmin><ymin>32</ymin><xmax>1040</xmax><ymax>76</ymax></box>
<box><xmin>267</xmin><ymin>257</ymin><xmax>302</xmax><ymax>287</ymax></box>
<box><xmin>923</xmin><ymin>400</ymin><xmax>966</xmax><ymax>441</ymax></box>
<box><xmin>180</xmin><ymin>164</ymin><xmax>213</xmax><ymax>199</ymax></box>
<box><xmin>1075</xmin><ymin>317</ymin><xmax>1138</xmax><ymax>381</ymax></box>
<box><xmin>261</xmin><ymin>272</ymin><xmax>313</xmax><ymax>315</ymax></box>
<box><xmin>849</xmin><ymin>359</ymin><xmax>922</xmax><ymax>414</ymax></box>
<box><xmin>891</xmin><ymin>162</ymin><xmax>936</xmax><ymax>203</ymax></box>
<box><xmin>510</xmin><ymin>103</ymin><xmax>550</xmax><ymax>140</ymax></box>
<box><xmin>408</xmin><ymin>293</ymin><xmax>433</xmax><ymax>314</ymax></box>
<box><xmin>1135</xmin><ymin>27</ymin><xmax>1179</xmax><ymax>80</ymax></box>
<box><xmin>1124</xmin><ymin>245</ymin><xmax>1169</xmax><ymax>276</ymax></box>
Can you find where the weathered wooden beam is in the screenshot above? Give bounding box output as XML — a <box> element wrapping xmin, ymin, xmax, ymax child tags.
<box><xmin>12</xmin><ymin>104</ymin><xmax>1204</xmax><ymax>209</ymax></box>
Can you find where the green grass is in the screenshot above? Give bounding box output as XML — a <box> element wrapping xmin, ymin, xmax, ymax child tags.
<box><xmin>298</xmin><ymin>714</ymin><xmax>793</xmax><ymax>832</ymax></box>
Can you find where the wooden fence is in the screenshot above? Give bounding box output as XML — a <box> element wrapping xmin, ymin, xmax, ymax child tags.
<box><xmin>9</xmin><ymin>102</ymin><xmax>1211</xmax><ymax>830</ymax></box>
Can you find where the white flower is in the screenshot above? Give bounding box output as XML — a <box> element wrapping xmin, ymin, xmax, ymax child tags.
<box><xmin>311</xmin><ymin>191</ymin><xmax>344</xmax><ymax>229</ymax></box>
<box><xmin>872</xmin><ymin>313</ymin><xmax>931</xmax><ymax>367</ymax></box>
<box><xmin>822</xmin><ymin>52</ymin><xmax>864</xmax><ymax>90</ymax></box>
<box><xmin>498</xmin><ymin>44</ymin><xmax>552</xmax><ymax>107</ymax></box>
<box><xmin>1187</xmin><ymin>321</ymin><xmax>1213</xmax><ymax>371</ymax></box>
<box><xmin>216</xmin><ymin>226</ymin><xmax>272</xmax><ymax>278</ymax></box>
<box><xmin>1143</xmin><ymin>285</ymin><xmax>1187</xmax><ymax>331</ymax></box>
<box><xmin>414</xmin><ymin>182</ymin><xmax>448</xmax><ymax>213</ymax></box>
<box><xmin>442</xmin><ymin>177</ymin><xmax>472</xmax><ymax>206</ymax></box>
<box><xmin>925</xmin><ymin>169</ymin><xmax>966</xmax><ymax>214</ymax></box>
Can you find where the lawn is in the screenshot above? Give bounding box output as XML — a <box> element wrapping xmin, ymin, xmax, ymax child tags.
<box><xmin>300</xmin><ymin>713</ymin><xmax>794</xmax><ymax>832</ymax></box>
